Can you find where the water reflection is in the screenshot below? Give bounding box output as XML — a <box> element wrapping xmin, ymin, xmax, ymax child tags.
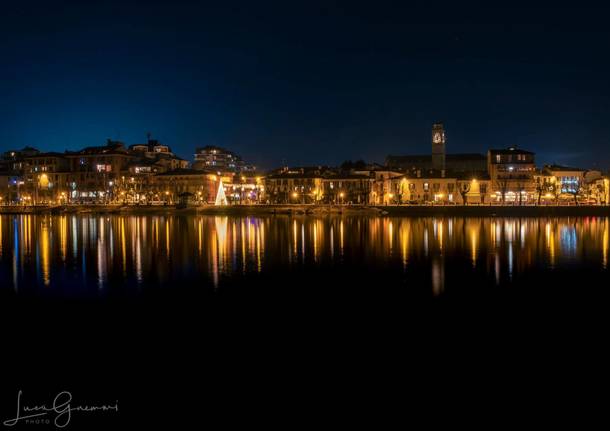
<box><xmin>0</xmin><ymin>215</ymin><xmax>608</xmax><ymax>296</ymax></box>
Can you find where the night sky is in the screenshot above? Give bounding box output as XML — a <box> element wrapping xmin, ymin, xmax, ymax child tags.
<box><xmin>1</xmin><ymin>1</ymin><xmax>609</xmax><ymax>170</ymax></box>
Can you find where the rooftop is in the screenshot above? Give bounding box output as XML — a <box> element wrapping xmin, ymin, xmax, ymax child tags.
<box><xmin>156</xmin><ymin>168</ymin><xmax>214</xmax><ymax>176</ymax></box>
<box><xmin>544</xmin><ymin>164</ymin><xmax>586</xmax><ymax>172</ymax></box>
<box><xmin>488</xmin><ymin>147</ymin><xmax>535</xmax><ymax>156</ymax></box>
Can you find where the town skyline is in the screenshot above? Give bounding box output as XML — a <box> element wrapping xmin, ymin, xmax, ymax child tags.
<box><xmin>1</xmin><ymin>122</ymin><xmax>608</xmax><ymax>172</ymax></box>
<box><xmin>2</xmin><ymin>122</ymin><xmax>608</xmax><ymax>208</ymax></box>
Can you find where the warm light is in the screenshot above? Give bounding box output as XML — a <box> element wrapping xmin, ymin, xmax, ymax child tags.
<box><xmin>165</xmin><ymin>191</ymin><xmax>170</xmax><ymax>195</ymax></box>
<box><xmin>388</xmin><ymin>193</ymin><xmax>394</xmax><ymax>198</ymax></box>
<box><xmin>39</xmin><ymin>173</ymin><xmax>49</xmax><ymax>188</ymax></box>
<box><xmin>339</xmin><ymin>192</ymin><xmax>345</xmax><ymax>198</ymax></box>
<box><xmin>292</xmin><ymin>192</ymin><xmax>298</xmax><ymax>198</ymax></box>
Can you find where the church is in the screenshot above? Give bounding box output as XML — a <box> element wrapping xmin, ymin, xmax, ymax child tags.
<box><xmin>385</xmin><ymin>123</ymin><xmax>487</xmax><ymax>175</ymax></box>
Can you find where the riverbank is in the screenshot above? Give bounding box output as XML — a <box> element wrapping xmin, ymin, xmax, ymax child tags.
<box><xmin>1</xmin><ymin>204</ymin><xmax>609</xmax><ymax>217</ymax></box>
<box><xmin>377</xmin><ymin>205</ymin><xmax>610</xmax><ymax>217</ymax></box>
<box><xmin>0</xmin><ymin>204</ymin><xmax>382</xmax><ymax>216</ymax></box>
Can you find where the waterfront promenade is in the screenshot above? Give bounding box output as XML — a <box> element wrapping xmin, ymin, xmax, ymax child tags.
<box><xmin>1</xmin><ymin>203</ymin><xmax>609</xmax><ymax>217</ymax></box>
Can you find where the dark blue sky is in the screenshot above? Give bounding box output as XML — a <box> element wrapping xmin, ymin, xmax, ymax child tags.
<box><xmin>1</xmin><ymin>1</ymin><xmax>609</xmax><ymax>170</ymax></box>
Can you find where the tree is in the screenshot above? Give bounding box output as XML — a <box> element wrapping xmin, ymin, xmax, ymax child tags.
<box><xmin>340</xmin><ymin>160</ymin><xmax>366</xmax><ymax>171</ymax></box>
<box><xmin>596</xmin><ymin>183</ymin><xmax>605</xmax><ymax>204</ymax></box>
<box><xmin>340</xmin><ymin>160</ymin><xmax>354</xmax><ymax>171</ymax></box>
<box><xmin>565</xmin><ymin>179</ymin><xmax>582</xmax><ymax>205</ymax></box>
<box><xmin>517</xmin><ymin>182</ymin><xmax>526</xmax><ymax>206</ymax></box>
<box><xmin>459</xmin><ymin>182</ymin><xmax>471</xmax><ymax>205</ymax></box>
<box><xmin>496</xmin><ymin>179</ymin><xmax>509</xmax><ymax>204</ymax></box>
<box><xmin>353</xmin><ymin>160</ymin><xmax>366</xmax><ymax>170</ymax></box>
<box><xmin>535</xmin><ymin>180</ymin><xmax>545</xmax><ymax>205</ymax></box>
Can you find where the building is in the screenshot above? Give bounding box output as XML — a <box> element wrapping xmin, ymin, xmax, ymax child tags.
<box><xmin>544</xmin><ymin>165</ymin><xmax>586</xmax><ymax>200</ymax></box>
<box><xmin>386</xmin><ymin>123</ymin><xmax>487</xmax><ymax>174</ymax></box>
<box><xmin>263</xmin><ymin>166</ymin><xmax>374</xmax><ymax>205</ymax></box>
<box><xmin>20</xmin><ymin>152</ymin><xmax>71</xmax><ymax>204</ymax></box>
<box><xmin>223</xmin><ymin>174</ymin><xmax>264</xmax><ymax>204</ymax></box>
<box><xmin>387</xmin><ymin>170</ymin><xmax>491</xmax><ymax>205</ymax></box>
<box><xmin>263</xmin><ymin>167</ymin><xmax>326</xmax><ymax>204</ymax></box>
<box><xmin>353</xmin><ymin>167</ymin><xmax>403</xmax><ymax>205</ymax></box>
<box><xmin>487</xmin><ymin>147</ymin><xmax>536</xmax><ymax>203</ymax></box>
<box><xmin>150</xmin><ymin>169</ymin><xmax>232</xmax><ymax>204</ymax></box>
<box><xmin>129</xmin><ymin>137</ymin><xmax>172</xmax><ymax>156</ymax></box>
<box><xmin>63</xmin><ymin>140</ymin><xmax>134</xmax><ymax>202</ymax></box>
<box><xmin>321</xmin><ymin>172</ymin><xmax>373</xmax><ymax>204</ymax></box>
<box><xmin>431</xmin><ymin>123</ymin><xmax>446</xmax><ymax>170</ymax></box>
<box><xmin>536</xmin><ymin>165</ymin><xmax>608</xmax><ymax>204</ymax></box>
<box><xmin>128</xmin><ymin>137</ymin><xmax>189</xmax><ymax>173</ymax></box>
<box><xmin>192</xmin><ymin>145</ymin><xmax>253</xmax><ymax>173</ymax></box>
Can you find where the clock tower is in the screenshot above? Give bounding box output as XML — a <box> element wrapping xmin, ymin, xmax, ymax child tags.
<box><xmin>431</xmin><ymin>123</ymin><xmax>446</xmax><ymax>171</ymax></box>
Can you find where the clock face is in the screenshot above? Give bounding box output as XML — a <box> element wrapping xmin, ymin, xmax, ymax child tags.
<box><xmin>433</xmin><ymin>132</ymin><xmax>442</xmax><ymax>144</ymax></box>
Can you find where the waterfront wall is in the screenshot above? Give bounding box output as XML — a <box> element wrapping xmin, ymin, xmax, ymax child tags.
<box><xmin>1</xmin><ymin>204</ymin><xmax>610</xmax><ymax>217</ymax></box>
<box><xmin>375</xmin><ymin>205</ymin><xmax>610</xmax><ymax>217</ymax></box>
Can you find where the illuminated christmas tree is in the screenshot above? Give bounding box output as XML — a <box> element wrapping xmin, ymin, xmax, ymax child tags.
<box><xmin>215</xmin><ymin>180</ymin><xmax>228</xmax><ymax>206</ymax></box>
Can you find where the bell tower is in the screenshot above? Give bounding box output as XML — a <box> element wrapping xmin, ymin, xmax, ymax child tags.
<box><xmin>431</xmin><ymin>123</ymin><xmax>446</xmax><ymax>171</ymax></box>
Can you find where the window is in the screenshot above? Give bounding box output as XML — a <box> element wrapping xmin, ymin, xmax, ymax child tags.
<box><xmin>561</xmin><ymin>176</ymin><xmax>579</xmax><ymax>194</ymax></box>
<box><xmin>496</xmin><ymin>155</ymin><xmax>501</xmax><ymax>163</ymax></box>
<box><xmin>423</xmin><ymin>183</ymin><xmax>429</xmax><ymax>192</ymax></box>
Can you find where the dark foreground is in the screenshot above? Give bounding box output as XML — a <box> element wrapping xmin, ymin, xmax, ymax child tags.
<box><xmin>1</xmin><ymin>214</ymin><xmax>607</xmax><ymax>427</ymax></box>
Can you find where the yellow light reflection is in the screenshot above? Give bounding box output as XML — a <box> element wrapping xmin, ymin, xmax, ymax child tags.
<box><xmin>399</xmin><ymin>222</ymin><xmax>410</xmax><ymax>269</ymax></box>
<box><xmin>339</xmin><ymin>219</ymin><xmax>344</xmax><ymax>255</ymax></box>
<box><xmin>470</xmin><ymin>224</ymin><xmax>477</xmax><ymax>267</ymax></box>
<box><xmin>602</xmin><ymin>218</ymin><xmax>608</xmax><ymax>269</ymax></box>
<box><xmin>40</xmin><ymin>218</ymin><xmax>50</xmax><ymax>286</ymax></box>
<box><xmin>59</xmin><ymin>215</ymin><xmax>67</xmax><ymax>261</ymax></box>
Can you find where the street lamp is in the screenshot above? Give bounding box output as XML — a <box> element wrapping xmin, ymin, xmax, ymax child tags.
<box><xmin>339</xmin><ymin>191</ymin><xmax>345</xmax><ymax>205</ymax></box>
